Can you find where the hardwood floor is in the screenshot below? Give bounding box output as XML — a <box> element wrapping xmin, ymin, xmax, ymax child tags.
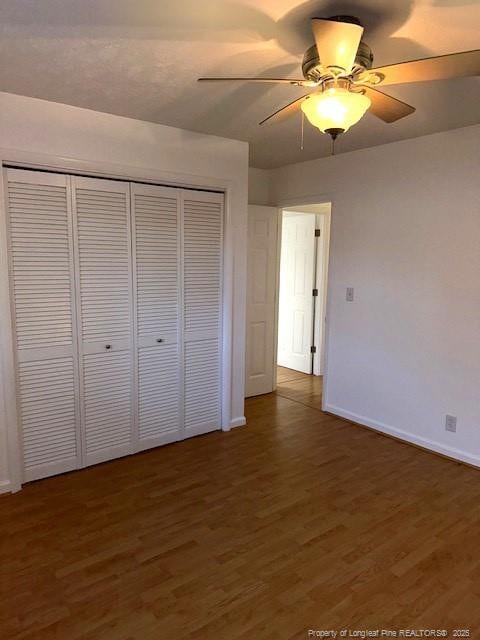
<box><xmin>276</xmin><ymin>366</ymin><xmax>309</xmax><ymax>385</ymax></box>
<box><xmin>2</xmin><ymin>379</ymin><xmax>480</xmax><ymax>639</ymax></box>
<box><xmin>276</xmin><ymin>366</ymin><xmax>322</xmax><ymax>410</ymax></box>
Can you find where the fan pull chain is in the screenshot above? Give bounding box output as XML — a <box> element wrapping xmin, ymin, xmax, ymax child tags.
<box><xmin>300</xmin><ymin>111</ymin><xmax>305</xmax><ymax>151</ymax></box>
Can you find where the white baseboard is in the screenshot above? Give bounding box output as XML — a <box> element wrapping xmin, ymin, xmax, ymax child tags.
<box><xmin>229</xmin><ymin>416</ymin><xmax>246</xmax><ymax>429</ymax></box>
<box><xmin>324</xmin><ymin>404</ymin><xmax>480</xmax><ymax>469</ymax></box>
<box><xmin>0</xmin><ymin>479</ymin><xmax>11</xmax><ymax>495</ymax></box>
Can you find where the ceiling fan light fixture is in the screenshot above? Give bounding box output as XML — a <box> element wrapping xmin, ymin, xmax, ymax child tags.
<box><xmin>301</xmin><ymin>86</ymin><xmax>371</xmax><ymax>135</ymax></box>
<box><xmin>311</xmin><ymin>17</ymin><xmax>364</xmax><ymax>76</ymax></box>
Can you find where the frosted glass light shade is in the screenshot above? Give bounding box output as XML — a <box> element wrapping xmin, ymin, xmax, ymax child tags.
<box><xmin>301</xmin><ymin>87</ymin><xmax>371</xmax><ymax>133</ymax></box>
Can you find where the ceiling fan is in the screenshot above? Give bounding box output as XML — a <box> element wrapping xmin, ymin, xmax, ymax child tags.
<box><xmin>198</xmin><ymin>15</ymin><xmax>480</xmax><ymax>141</ymax></box>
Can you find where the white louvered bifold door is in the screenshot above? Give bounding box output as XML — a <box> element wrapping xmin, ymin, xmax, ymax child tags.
<box><xmin>6</xmin><ymin>169</ymin><xmax>81</xmax><ymax>482</ymax></box>
<box><xmin>132</xmin><ymin>183</ymin><xmax>182</xmax><ymax>449</ymax></box>
<box><xmin>72</xmin><ymin>177</ymin><xmax>135</xmax><ymax>466</ymax></box>
<box><xmin>182</xmin><ymin>190</ymin><xmax>223</xmax><ymax>437</ymax></box>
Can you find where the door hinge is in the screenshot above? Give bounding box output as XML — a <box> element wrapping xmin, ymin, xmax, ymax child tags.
<box><xmin>310</xmin><ymin>346</ymin><xmax>317</xmax><ymax>354</ymax></box>
<box><xmin>312</xmin><ymin>288</ymin><xmax>318</xmax><ymax>297</ymax></box>
<box><xmin>315</xmin><ymin>228</ymin><xmax>321</xmax><ymax>237</ymax></box>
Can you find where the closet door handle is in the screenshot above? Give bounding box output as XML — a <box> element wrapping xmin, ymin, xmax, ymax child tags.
<box><xmin>156</xmin><ymin>338</ymin><xmax>164</xmax><ymax>343</ymax></box>
<box><xmin>105</xmin><ymin>344</ymin><xmax>112</xmax><ymax>350</ymax></box>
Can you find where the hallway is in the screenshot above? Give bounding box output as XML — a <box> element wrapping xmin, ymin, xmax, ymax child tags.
<box><xmin>275</xmin><ymin>366</ymin><xmax>323</xmax><ymax>410</ymax></box>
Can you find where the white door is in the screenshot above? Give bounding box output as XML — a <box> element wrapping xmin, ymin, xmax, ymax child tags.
<box><xmin>132</xmin><ymin>183</ymin><xmax>182</xmax><ymax>450</ymax></box>
<box><xmin>245</xmin><ymin>205</ymin><xmax>279</xmax><ymax>397</ymax></box>
<box><xmin>72</xmin><ymin>176</ymin><xmax>135</xmax><ymax>467</ymax></box>
<box><xmin>6</xmin><ymin>169</ymin><xmax>81</xmax><ymax>482</ymax></box>
<box><xmin>277</xmin><ymin>213</ymin><xmax>316</xmax><ymax>374</ymax></box>
<box><xmin>6</xmin><ymin>170</ymin><xmax>225</xmax><ymax>483</ymax></box>
<box><xmin>182</xmin><ymin>190</ymin><xmax>223</xmax><ymax>437</ymax></box>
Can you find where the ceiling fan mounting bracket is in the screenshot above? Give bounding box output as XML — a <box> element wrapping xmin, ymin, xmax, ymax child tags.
<box><xmin>302</xmin><ymin>40</ymin><xmax>374</xmax><ymax>83</ymax></box>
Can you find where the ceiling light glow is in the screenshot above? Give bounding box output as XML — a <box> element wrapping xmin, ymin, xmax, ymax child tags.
<box><xmin>301</xmin><ymin>86</ymin><xmax>371</xmax><ymax>137</ymax></box>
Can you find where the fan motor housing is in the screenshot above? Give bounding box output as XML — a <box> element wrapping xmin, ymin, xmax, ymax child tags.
<box><xmin>302</xmin><ymin>40</ymin><xmax>374</xmax><ymax>82</ymax></box>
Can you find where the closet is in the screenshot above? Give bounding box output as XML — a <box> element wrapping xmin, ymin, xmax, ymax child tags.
<box><xmin>5</xmin><ymin>168</ymin><xmax>223</xmax><ymax>482</ymax></box>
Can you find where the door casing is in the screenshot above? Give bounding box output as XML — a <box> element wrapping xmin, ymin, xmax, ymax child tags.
<box><xmin>244</xmin><ymin>200</ymin><xmax>332</xmax><ymax>397</ymax></box>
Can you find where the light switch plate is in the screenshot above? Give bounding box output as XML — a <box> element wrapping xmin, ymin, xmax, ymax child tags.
<box><xmin>445</xmin><ymin>415</ymin><xmax>457</xmax><ymax>433</ymax></box>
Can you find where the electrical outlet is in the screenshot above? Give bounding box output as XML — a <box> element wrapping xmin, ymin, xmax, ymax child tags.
<box><xmin>445</xmin><ymin>415</ymin><xmax>457</xmax><ymax>433</ymax></box>
<box><xmin>346</xmin><ymin>287</ymin><xmax>354</xmax><ymax>302</ymax></box>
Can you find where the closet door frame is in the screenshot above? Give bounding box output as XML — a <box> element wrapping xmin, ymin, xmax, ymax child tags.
<box><xmin>0</xmin><ymin>151</ymin><xmax>236</xmax><ymax>493</ymax></box>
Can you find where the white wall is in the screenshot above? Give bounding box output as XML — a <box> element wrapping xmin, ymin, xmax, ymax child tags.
<box><xmin>271</xmin><ymin>125</ymin><xmax>480</xmax><ymax>466</ymax></box>
<box><xmin>248</xmin><ymin>167</ymin><xmax>272</xmax><ymax>205</ymax></box>
<box><xmin>0</xmin><ymin>91</ymin><xmax>249</xmax><ymax>491</ymax></box>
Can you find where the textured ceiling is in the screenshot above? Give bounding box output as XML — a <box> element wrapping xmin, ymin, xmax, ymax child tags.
<box><xmin>0</xmin><ymin>0</ymin><xmax>478</xmax><ymax>168</ymax></box>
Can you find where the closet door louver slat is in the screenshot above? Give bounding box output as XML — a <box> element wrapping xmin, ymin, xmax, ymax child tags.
<box><xmin>184</xmin><ymin>339</ymin><xmax>221</xmax><ymax>435</ymax></box>
<box><xmin>19</xmin><ymin>358</ymin><xmax>77</xmax><ymax>477</ymax></box>
<box><xmin>9</xmin><ymin>178</ymin><xmax>74</xmax><ymax>350</ymax></box>
<box><xmin>183</xmin><ymin>191</ymin><xmax>223</xmax><ymax>436</ymax></box>
<box><xmin>83</xmin><ymin>352</ymin><xmax>132</xmax><ymax>462</ymax></box>
<box><xmin>137</xmin><ymin>344</ymin><xmax>180</xmax><ymax>446</ymax></box>
<box><xmin>132</xmin><ymin>184</ymin><xmax>182</xmax><ymax>448</ymax></box>
<box><xmin>73</xmin><ymin>177</ymin><xmax>134</xmax><ymax>465</ymax></box>
<box><xmin>6</xmin><ymin>169</ymin><xmax>81</xmax><ymax>481</ymax></box>
<box><xmin>75</xmin><ymin>184</ymin><xmax>131</xmax><ymax>345</ymax></box>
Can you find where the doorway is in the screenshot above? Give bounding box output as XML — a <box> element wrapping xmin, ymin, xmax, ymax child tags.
<box><xmin>244</xmin><ymin>202</ymin><xmax>331</xmax><ymax>403</ymax></box>
<box><xmin>275</xmin><ymin>204</ymin><xmax>331</xmax><ymax>403</ymax></box>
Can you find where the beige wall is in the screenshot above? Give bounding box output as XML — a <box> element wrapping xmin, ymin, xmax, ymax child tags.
<box><xmin>269</xmin><ymin>125</ymin><xmax>480</xmax><ymax>465</ymax></box>
<box><xmin>0</xmin><ymin>92</ymin><xmax>249</xmax><ymax>491</ymax></box>
<box><xmin>248</xmin><ymin>167</ymin><xmax>273</xmax><ymax>205</ymax></box>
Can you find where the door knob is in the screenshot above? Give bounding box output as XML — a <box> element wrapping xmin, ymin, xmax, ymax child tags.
<box><xmin>156</xmin><ymin>338</ymin><xmax>164</xmax><ymax>343</ymax></box>
<box><xmin>105</xmin><ymin>344</ymin><xmax>112</xmax><ymax>350</ymax></box>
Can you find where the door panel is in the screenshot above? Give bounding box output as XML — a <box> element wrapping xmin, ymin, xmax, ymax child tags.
<box><xmin>183</xmin><ymin>196</ymin><xmax>222</xmax><ymax>334</ymax></box>
<box><xmin>184</xmin><ymin>339</ymin><xmax>221</xmax><ymax>436</ymax></box>
<box><xmin>74</xmin><ymin>179</ymin><xmax>131</xmax><ymax>345</ymax></box>
<box><xmin>6</xmin><ymin>169</ymin><xmax>81</xmax><ymax>482</ymax></box>
<box><xmin>18</xmin><ymin>357</ymin><xmax>78</xmax><ymax>481</ymax></box>
<box><xmin>134</xmin><ymin>186</ymin><xmax>179</xmax><ymax>339</ymax></box>
<box><xmin>137</xmin><ymin>343</ymin><xmax>180</xmax><ymax>447</ymax></box>
<box><xmin>73</xmin><ymin>176</ymin><xmax>134</xmax><ymax>465</ymax></box>
<box><xmin>277</xmin><ymin>213</ymin><xmax>316</xmax><ymax>373</ymax></box>
<box><xmin>245</xmin><ymin>205</ymin><xmax>279</xmax><ymax>397</ymax></box>
<box><xmin>132</xmin><ymin>183</ymin><xmax>182</xmax><ymax>449</ymax></box>
<box><xmin>183</xmin><ymin>191</ymin><xmax>223</xmax><ymax>435</ymax></box>
<box><xmin>83</xmin><ymin>351</ymin><xmax>133</xmax><ymax>465</ymax></box>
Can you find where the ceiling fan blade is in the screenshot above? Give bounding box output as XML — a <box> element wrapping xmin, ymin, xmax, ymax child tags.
<box><xmin>360</xmin><ymin>86</ymin><xmax>416</xmax><ymax>123</ymax></box>
<box><xmin>198</xmin><ymin>77</ymin><xmax>315</xmax><ymax>87</ymax></box>
<box><xmin>311</xmin><ymin>18</ymin><xmax>364</xmax><ymax>75</ymax></box>
<box><xmin>370</xmin><ymin>49</ymin><xmax>480</xmax><ymax>86</ymax></box>
<box><xmin>259</xmin><ymin>94</ymin><xmax>310</xmax><ymax>125</ymax></box>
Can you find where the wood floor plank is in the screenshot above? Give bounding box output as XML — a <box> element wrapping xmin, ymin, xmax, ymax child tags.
<box><xmin>1</xmin><ymin>374</ymin><xmax>480</xmax><ymax>638</ymax></box>
<box><xmin>275</xmin><ymin>366</ymin><xmax>323</xmax><ymax>409</ymax></box>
